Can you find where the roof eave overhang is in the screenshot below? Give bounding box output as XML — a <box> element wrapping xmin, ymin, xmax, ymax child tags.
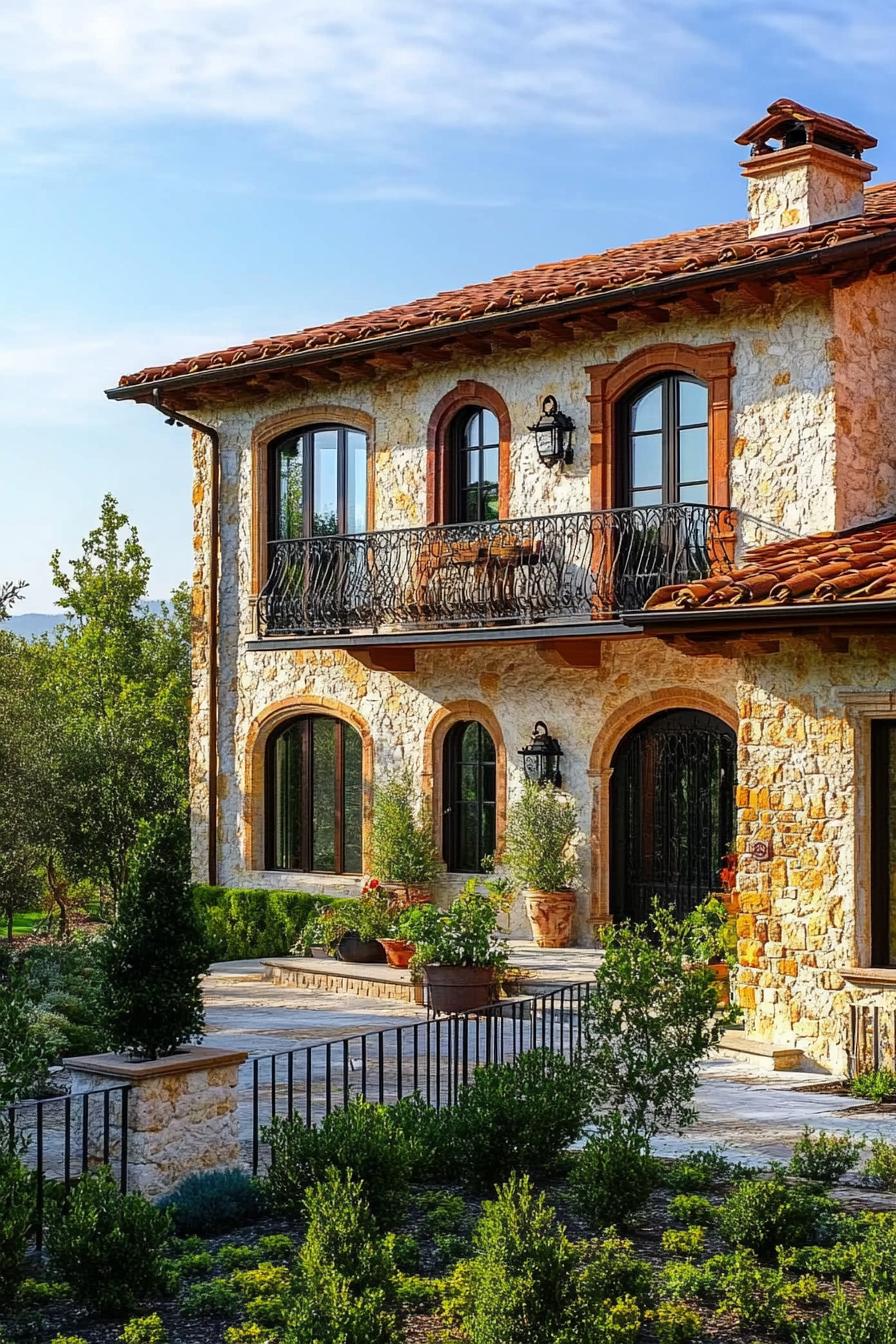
<box><xmin>625</xmin><ymin>597</ymin><xmax>896</xmax><ymax>634</ymax></box>
<box><xmin>106</xmin><ymin>229</ymin><xmax>896</xmax><ymax>405</ymax></box>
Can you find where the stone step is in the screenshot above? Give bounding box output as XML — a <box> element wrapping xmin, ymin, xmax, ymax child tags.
<box><xmin>262</xmin><ymin>956</ymin><xmax>423</xmax><ymax>1004</ymax></box>
<box><xmin>716</xmin><ymin>1030</ymin><xmax>806</xmax><ymax>1072</ymax></box>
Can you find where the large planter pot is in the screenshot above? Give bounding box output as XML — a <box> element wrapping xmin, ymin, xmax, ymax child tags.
<box><xmin>524</xmin><ymin>889</ymin><xmax>577</xmax><ymax>948</ymax></box>
<box><xmin>423</xmin><ymin>964</ymin><xmax>495</xmax><ymax>1014</ymax></box>
<box><xmin>378</xmin><ymin>938</ymin><xmax>416</xmax><ymax>969</ymax></box>
<box><xmin>337</xmin><ymin>932</ymin><xmax>387</xmax><ymax>964</ymax></box>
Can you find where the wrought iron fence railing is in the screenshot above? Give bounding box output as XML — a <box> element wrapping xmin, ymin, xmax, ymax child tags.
<box><xmin>4</xmin><ymin>1084</ymin><xmax>131</xmax><ymax>1249</ymax></box>
<box><xmin>246</xmin><ymin>980</ymin><xmax>593</xmax><ymax>1174</ymax></box>
<box><xmin>257</xmin><ymin>503</ymin><xmax>740</xmax><ymax>637</ymax></box>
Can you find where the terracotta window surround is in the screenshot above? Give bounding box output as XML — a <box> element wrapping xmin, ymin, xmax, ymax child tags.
<box><xmin>585</xmin><ymin>343</ymin><xmax>735</xmax><ymax>512</ymax></box>
<box><xmin>426</xmin><ymin>382</ymin><xmax>511</xmax><ymax>523</ymax></box>
<box><xmin>249</xmin><ymin>405</ymin><xmax>376</xmax><ymax>598</ymax></box>
<box><xmin>243</xmin><ymin>695</ymin><xmax>374</xmax><ymax>873</ymax></box>
<box><xmin>422</xmin><ymin>700</ymin><xmax>507</xmax><ymax>867</ymax></box>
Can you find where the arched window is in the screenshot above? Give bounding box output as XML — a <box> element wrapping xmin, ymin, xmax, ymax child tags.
<box><xmin>618</xmin><ymin>375</ymin><xmax>709</xmax><ymax>507</ymax></box>
<box><xmin>449</xmin><ymin>407</ymin><xmax>500</xmax><ymax>523</ymax></box>
<box><xmin>269</xmin><ymin>424</ymin><xmax>368</xmax><ymax>540</ymax></box>
<box><xmin>442</xmin><ymin>720</ymin><xmax>497</xmax><ymax>871</ymax></box>
<box><xmin>265</xmin><ymin>715</ymin><xmax>363</xmax><ymax>873</ymax></box>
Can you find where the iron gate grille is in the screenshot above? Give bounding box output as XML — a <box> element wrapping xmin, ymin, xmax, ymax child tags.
<box><xmin>610</xmin><ymin>709</ymin><xmax>736</xmax><ymax>924</ymax></box>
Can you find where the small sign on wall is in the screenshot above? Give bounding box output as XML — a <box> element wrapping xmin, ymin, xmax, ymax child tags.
<box><xmin>750</xmin><ymin>839</ymin><xmax>773</xmax><ymax>861</ymax></box>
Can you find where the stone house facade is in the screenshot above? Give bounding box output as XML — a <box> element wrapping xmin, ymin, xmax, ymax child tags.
<box><xmin>112</xmin><ymin>100</ymin><xmax>896</xmax><ymax>1074</ymax></box>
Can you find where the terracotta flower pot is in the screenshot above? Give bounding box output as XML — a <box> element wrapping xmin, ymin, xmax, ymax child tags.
<box><xmin>337</xmin><ymin>932</ymin><xmax>387</xmax><ymax>964</ymax></box>
<box><xmin>378</xmin><ymin>938</ymin><xmax>416</xmax><ymax>969</ymax></box>
<box><xmin>524</xmin><ymin>889</ymin><xmax>576</xmax><ymax>948</ymax></box>
<box><xmin>381</xmin><ymin>882</ymin><xmax>433</xmax><ymax>908</ymax></box>
<box><xmin>423</xmin><ymin>965</ymin><xmax>495</xmax><ymax>1014</ymax></box>
<box><xmin>708</xmin><ymin>961</ymin><xmax>731</xmax><ymax>1008</ymax></box>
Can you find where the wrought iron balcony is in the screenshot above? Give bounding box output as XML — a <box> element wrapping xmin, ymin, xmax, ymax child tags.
<box><xmin>257</xmin><ymin>503</ymin><xmax>742</xmax><ymax>639</ymax></box>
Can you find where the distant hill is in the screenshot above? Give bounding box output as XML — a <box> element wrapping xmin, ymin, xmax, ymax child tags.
<box><xmin>6</xmin><ymin>600</ymin><xmax>167</xmax><ymax>642</ymax></box>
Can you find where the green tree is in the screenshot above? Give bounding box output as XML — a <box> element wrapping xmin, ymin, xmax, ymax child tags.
<box><xmin>46</xmin><ymin>496</ymin><xmax>190</xmax><ymax>904</ymax></box>
<box><xmin>0</xmin><ymin>629</ymin><xmax>50</xmax><ymax>939</ymax></box>
<box><xmin>100</xmin><ymin>811</ymin><xmax>207</xmax><ymax>1059</ymax></box>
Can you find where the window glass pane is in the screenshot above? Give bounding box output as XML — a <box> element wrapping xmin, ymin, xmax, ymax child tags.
<box><xmin>465</xmin><ymin>450</ymin><xmax>480</xmax><ymax>485</ymax></box>
<box><xmin>678</xmin><ymin>379</ymin><xmax>708</xmax><ymax>427</ymax></box>
<box><xmin>463</xmin><ymin>490</ymin><xmax>482</xmax><ymax>522</ymax></box>
<box><xmin>632</xmin><ymin>384</ymin><xmax>662</xmax><ymax>432</ymax></box>
<box><xmin>679</xmin><ymin>482</ymin><xmax>709</xmax><ymax>503</ymax></box>
<box><xmin>277</xmin><ymin>441</ymin><xmax>303</xmax><ymax>539</ymax></box>
<box><xmin>483</xmin><ymin>489</ymin><xmax>499</xmax><ymax>521</ymax></box>
<box><xmin>631</xmin><ymin>487</ymin><xmax>663</xmax><ymax>506</ymax></box>
<box><xmin>273</xmin><ymin>724</ymin><xmax>303</xmax><ymax>868</ymax></box>
<box><xmin>342</xmin><ymin>726</ymin><xmax>363</xmax><ymax>874</ymax></box>
<box><xmin>632</xmin><ymin>433</ymin><xmax>662</xmax><ymax>488</ymax></box>
<box><xmin>464</xmin><ymin>411</ymin><xmax>480</xmax><ymax>448</ymax></box>
<box><xmin>481</xmin><ymin>446</ymin><xmax>498</xmax><ymax>488</ymax></box>
<box><xmin>481</xmin><ymin>801</ymin><xmax>496</xmax><ymax>863</ymax></box>
<box><xmin>345</xmin><ymin>431</ymin><xmax>368</xmax><ymax>535</ymax></box>
<box><xmin>481</xmin><ymin>409</ymin><xmax>499</xmax><ymax>446</ymax></box>
<box><xmin>312</xmin><ymin>430</ymin><xmax>338</xmax><ymax>536</ymax></box>
<box><xmin>679</xmin><ymin>426</ymin><xmax>708</xmax><ymax>483</ymax></box>
<box><xmin>311</xmin><ymin>717</ymin><xmax>337</xmax><ymax>870</ymax></box>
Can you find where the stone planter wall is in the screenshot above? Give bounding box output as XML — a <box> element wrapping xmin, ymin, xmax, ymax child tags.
<box><xmin>66</xmin><ymin>1045</ymin><xmax>247</xmax><ymax>1199</ymax></box>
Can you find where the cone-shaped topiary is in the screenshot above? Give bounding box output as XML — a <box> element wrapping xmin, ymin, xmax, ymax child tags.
<box><xmin>100</xmin><ymin>812</ymin><xmax>208</xmax><ymax>1059</ymax></box>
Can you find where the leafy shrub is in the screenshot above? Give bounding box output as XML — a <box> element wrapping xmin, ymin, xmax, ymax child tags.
<box><xmin>0</xmin><ymin>973</ymin><xmax>55</xmax><ymax>1103</ymax></box>
<box><xmin>434</xmin><ymin>1232</ymin><xmax>469</xmax><ymax>1266</ymax></box>
<box><xmin>503</xmin><ymin>780</ymin><xmax>581</xmax><ymax>893</ymax></box>
<box><xmin>449</xmin><ymin>1049</ymin><xmax>587</xmax><ymax>1186</ymax></box>
<box><xmin>658</xmin><ymin>1259</ymin><xmax>716</xmax><ymax>1304</ymax></box>
<box><xmin>395</xmin><ymin>1272</ymin><xmax>444</xmax><ymax>1310</ymax></box>
<box><xmin>788</xmin><ymin>1127</ymin><xmax>864</xmax><ymax>1184</ymax></box>
<box><xmin>799</xmin><ymin>1287</ymin><xmax>896</xmax><ymax>1342</ymax></box>
<box><xmin>850</xmin><ymin>1069</ymin><xmax>896</xmax><ymax>1103</ymax></box>
<box><xmin>0</xmin><ymin>1150</ymin><xmax>34</xmax><ymax>1296</ymax></box>
<box><xmin>556</xmin><ymin>1295</ymin><xmax>641</xmax><ymax>1344</ymax></box>
<box><xmin>119</xmin><ymin>1315</ymin><xmax>167</xmax><ymax>1344</ymax></box>
<box><xmin>661</xmin><ymin>1226</ymin><xmax>705</xmax><ymax>1260</ymax></box>
<box><xmin>171</xmin><ymin>1249</ymin><xmax>214</xmax><ymax>1278</ymax></box>
<box><xmin>45</xmin><ymin>1166</ymin><xmax>174</xmax><ymax>1316</ymax></box>
<box><xmin>574</xmin><ymin>1234</ymin><xmax>653</xmax><ymax>1311</ymax></box>
<box><xmin>663</xmin><ymin>1148</ymin><xmax>747</xmax><ymax>1193</ymax></box>
<box><xmin>284</xmin><ymin>1167</ymin><xmax>400</xmax><ymax>1344</ymax></box>
<box><xmin>257</xmin><ymin>1233</ymin><xmax>295</xmax><ymax>1262</ymax></box>
<box><xmin>581</xmin><ymin>902</ymin><xmax>731</xmax><ymax>1142</ymax></box>
<box><xmin>159</xmin><ymin>1167</ymin><xmax>264</xmax><ymax>1234</ymax></box>
<box><xmin>778</xmin><ymin>1241</ymin><xmax>856</xmax><ymax>1277</ymax></box>
<box><xmin>717</xmin><ymin>1172</ymin><xmax>835</xmax><ymax>1257</ymax></box>
<box><xmin>866</xmin><ymin>1139</ymin><xmax>896</xmax><ymax>1190</ymax></box>
<box><xmin>232</xmin><ymin>1263</ymin><xmax>290</xmax><ymax>1327</ymax></box>
<box><xmin>419</xmin><ymin>1190</ymin><xmax>468</xmax><ymax>1235</ymax></box>
<box><xmin>180</xmin><ymin>1277</ymin><xmax>241</xmax><ymax>1319</ymax></box>
<box><xmin>390</xmin><ymin>1232</ymin><xmax>421</xmax><ymax>1271</ymax></box>
<box><xmin>653</xmin><ymin>1302</ymin><xmax>703</xmax><ymax>1344</ymax></box>
<box><xmin>398</xmin><ymin>878</ymin><xmax>508</xmax><ymax>971</ymax></box>
<box><xmin>223</xmin><ymin>1328</ymin><xmax>276</xmax><ymax>1344</ymax></box>
<box><xmin>852</xmin><ymin>1214</ymin><xmax>896</xmax><ymax>1292</ymax></box>
<box><xmin>195</xmin><ymin>884</ymin><xmax>328</xmax><ymax>961</ymax></box>
<box><xmin>389</xmin><ymin>1092</ymin><xmax>453</xmax><ymax>1181</ymax></box>
<box><xmin>265</xmin><ymin>1098</ymin><xmax>411</xmax><ymax>1228</ymax></box>
<box><xmin>569</xmin><ymin>1113</ymin><xmax>659</xmax><ymax>1227</ymax></box>
<box><xmin>715</xmin><ymin>1248</ymin><xmax>788</xmax><ymax>1333</ymax></box>
<box><xmin>370</xmin><ymin>768</ymin><xmax>441</xmax><ymax>892</ymax></box>
<box><xmin>17</xmin><ymin>1278</ymin><xmax>70</xmax><ymax>1306</ymax></box>
<box><xmin>15</xmin><ymin>937</ymin><xmax>110</xmax><ymax>1062</ymax></box>
<box><xmin>215</xmin><ymin>1243</ymin><xmax>262</xmax><ymax>1272</ymax></box>
<box><xmin>50</xmin><ymin>1337</ymin><xmax>89</xmax><ymax>1344</ymax></box>
<box><xmin>100</xmin><ymin>813</ymin><xmax>207</xmax><ymax>1058</ymax></box>
<box><xmin>668</xmin><ymin>1194</ymin><xmax>716</xmax><ymax>1227</ymax></box>
<box><xmin>457</xmin><ymin>1174</ymin><xmax>576</xmax><ymax>1344</ymax></box>
<box><xmin>784</xmin><ymin>1274</ymin><xmax>829</xmax><ymax>1309</ymax></box>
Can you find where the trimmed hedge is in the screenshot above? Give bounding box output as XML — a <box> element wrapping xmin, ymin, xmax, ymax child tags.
<box><xmin>194</xmin><ymin>886</ymin><xmax>340</xmax><ymax>961</ymax></box>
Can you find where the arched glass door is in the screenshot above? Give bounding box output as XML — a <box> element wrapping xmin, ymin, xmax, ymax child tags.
<box><xmin>610</xmin><ymin>709</ymin><xmax>736</xmax><ymax>923</ymax></box>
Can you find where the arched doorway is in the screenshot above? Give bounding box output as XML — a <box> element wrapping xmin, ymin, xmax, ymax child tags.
<box><xmin>610</xmin><ymin>708</ymin><xmax>736</xmax><ymax>923</ymax></box>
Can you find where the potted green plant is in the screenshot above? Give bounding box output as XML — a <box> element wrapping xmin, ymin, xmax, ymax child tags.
<box><xmin>370</xmin><ymin>768</ymin><xmax>441</xmax><ymax>905</ymax></box>
<box><xmin>503</xmin><ymin>781</ymin><xmax>581</xmax><ymax>948</ymax></box>
<box><xmin>305</xmin><ymin>895</ymin><xmax>388</xmax><ymax>964</ymax></box>
<box><xmin>398</xmin><ymin>878</ymin><xmax>509</xmax><ymax>1012</ymax></box>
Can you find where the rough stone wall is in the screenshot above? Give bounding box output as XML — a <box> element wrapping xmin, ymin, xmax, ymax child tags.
<box><xmin>832</xmin><ymin>271</ymin><xmax>896</xmax><ymax>529</ymax></box>
<box><xmin>734</xmin><ymin>637</ymin><xmax>896</xmax><ymax>1073</ymax></box>
<box><xmin>189</xmin><ymin>429</ymin><xmax>213</xmax><ymax>881</ymax></box>
<box><xmin>745</xmin><ymin>158</ymin><xmax>866</xmax><ymax>237</ymax></box>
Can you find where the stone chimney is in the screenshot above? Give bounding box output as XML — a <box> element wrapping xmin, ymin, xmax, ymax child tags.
<box><xmin>736</xmin><ymin>99</ymin><xmax>877</xmax><ymax>238</ymax></box>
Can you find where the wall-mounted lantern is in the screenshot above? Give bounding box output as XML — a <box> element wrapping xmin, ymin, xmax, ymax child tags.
<box><xmin>529</xmin><ymin>395</ymin><xmax>574</xmax><ymax>467</ymax></box>
<box><xmin>518</xmin><ymin>720</ymin><xmax>563</xmax><ymax>787</ymax></box>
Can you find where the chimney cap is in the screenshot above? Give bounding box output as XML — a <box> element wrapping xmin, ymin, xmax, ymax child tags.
<box><xmin>736</xmin><ymin>98</ymin><xmax>877</xmax><ymax>158</ymax></box>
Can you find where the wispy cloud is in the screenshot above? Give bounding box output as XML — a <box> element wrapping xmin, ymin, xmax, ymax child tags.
<box><xmin>0</xmin><ymin>0</ymin><xmax>730</xmax><ymax>159</ymax></box>
<box><xmin>754</xmin><ymin>1</ymin><xmax>896</xmax><ymax>69</ymax></box>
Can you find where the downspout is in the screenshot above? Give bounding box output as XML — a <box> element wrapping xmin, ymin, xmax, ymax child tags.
<box><xmin>150</xmin><ymin>392</ymin><xmax>220</xmax><ymax>886</ymax></box>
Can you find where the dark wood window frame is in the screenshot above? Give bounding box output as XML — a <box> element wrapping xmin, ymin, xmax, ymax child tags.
<box><xmin>449</xmin><ymin>406</ymin><xmax>501</xmax><ymax>524</ymax></box>
<box><xmin>265</xmin><ymin>714</ymin><xmax>363</xmax><ymax>874</ymax></box>
<box><xmin>268</xmin><ymin>423</ymin><xmax>368</xmax><ymax>541</ymax></box>
<box><xmin>870</xmin><ymin>719</ymin><xmax>896</xmax><ymax>967</ymax></box>
<box><xmin>616</xmin><ymin>373</ymin><xmax>710</xmax><ymax>507</ymax></box>
<box><xmin>442</xmin><ymin>720</ymin><xmax>497</xmax><ymax>873</ymax></box>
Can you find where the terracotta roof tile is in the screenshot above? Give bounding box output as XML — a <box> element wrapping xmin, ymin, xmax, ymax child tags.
<box><xmin>645</xmin><ymin>519</ymin><xmax>896</xmax><ymax>612</ymax></box>
<box><xmin>118</xmin><ymin>181</ymin><xmax>896</xmax><ymax>390</ymax></box>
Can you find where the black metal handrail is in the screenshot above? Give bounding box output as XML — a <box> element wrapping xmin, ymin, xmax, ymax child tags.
<box><xmin>4</xmin><ymin>1084</ymin><xmax>131</xmax><ymax>1249</ymax></box>
<box><xmin>257</xmin><ymin>503</ymin><xmax>739</xmax><ymax>637</ymax></box>
<box><xmin>246</xmin><ymin>979</ymin><xmax>593</xmax><ymax>1174</ymax></box>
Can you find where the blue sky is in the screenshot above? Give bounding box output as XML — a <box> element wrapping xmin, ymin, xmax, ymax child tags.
<box><xmin>2</xmin><ymin>0</ymin><xmax>895</xmax><ymax>609</ymax></box>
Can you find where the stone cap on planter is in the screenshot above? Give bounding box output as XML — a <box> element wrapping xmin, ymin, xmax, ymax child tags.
<box><xmin>64</xmin><ymin>1043</ymin><xmax>248</xmax><ymax>1080</ymax></box>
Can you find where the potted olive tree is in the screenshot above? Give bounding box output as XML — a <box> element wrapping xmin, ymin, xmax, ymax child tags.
<box><xmin>370</xmin><ymin>768</ymin><xmax>441</xmax><ymax>905</ymax></box>
<box><xmin>398</xmin><ymin>879</ymin><xmax>509</xmax><ymax>1012</ymax></box>
<box><xmin>504</xmin><ymin>781</ymin><xmax>581</xmax><ymax>948</ymax></box>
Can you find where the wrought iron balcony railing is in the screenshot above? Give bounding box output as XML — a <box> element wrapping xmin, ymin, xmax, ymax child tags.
<box><xmin>257</xmin><ymin>503</ymin><xmax>742</xmax><ymax>638</ymax></box>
